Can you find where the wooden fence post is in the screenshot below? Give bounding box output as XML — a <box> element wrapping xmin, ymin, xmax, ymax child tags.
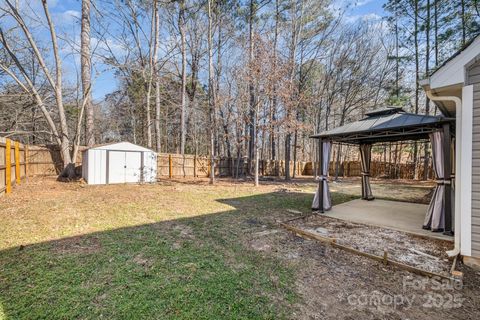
<box><xmin>168</xmin><ymin>154</ymin><xmax>173</xmax><ymax>179</ymax></box>
<box><xmin>14</xmin><ymin>141</ymin><xmax>20</xmax><ymax>184</ymax></box>
<box><xmin>5</xmin><ymin>139</ymin><xmax>11</xmax><ymax>194</ymax></box>
<box><xmin>182</xmin><ymin>155</ymin><xmax>186</xmax><ymax>178</ymax></box>
<box><xmin>193</xmin><ymin>155</ymin><xmax>197</xmax><ymax>178</ymax></box>
<box><xmin>24</xmin><ymin>144</ymin><xmax>28</xmax><ymax>179</ymax></box>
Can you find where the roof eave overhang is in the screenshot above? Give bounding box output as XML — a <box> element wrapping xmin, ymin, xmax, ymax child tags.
<box><xmin>420</xmin><ymin>79</ymin><xmax>462</xmax><ymax>117</ymax></box>
<box><xmin>423</xmin><ymin>36</ymin><xmax>480</xmax><ymax>94</ymax></box>
<box><xmin>427</xmin><ymin>35</ymin><xmax>480</xmax><ymax>90</ymax></box>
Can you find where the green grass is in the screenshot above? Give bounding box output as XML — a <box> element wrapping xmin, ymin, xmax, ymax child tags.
<box><xmin>0</xmin><ymin>180</ymin><xmax>356</xmax><ymax>319</ymax></box>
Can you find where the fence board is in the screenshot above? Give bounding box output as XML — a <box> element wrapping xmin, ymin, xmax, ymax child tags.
<box><xmin>0</xmin><ymin>138</ymin><xmax>4</xmax><ymax>193</ymax></box>
<box><xmin>0</xmin><ymin>137</ymin><xmax>29</xmax><ymax>195</ymax></box>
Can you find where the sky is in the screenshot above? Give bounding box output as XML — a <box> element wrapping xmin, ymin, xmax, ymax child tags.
<box><xmin>38</xmin><ymin>0</ymin><xmax>387</xmax><ymax>101</ymax></box>
<box><xmin>341</xmin><ymin>0</ymin><xmax>387</xmax><ymax>23</ymax></box>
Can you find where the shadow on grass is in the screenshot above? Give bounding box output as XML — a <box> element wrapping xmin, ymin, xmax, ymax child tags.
<box><xmin>0</xmin><ymin>191</ymin><xmax>356</xmax><ymax>319</ymax></box>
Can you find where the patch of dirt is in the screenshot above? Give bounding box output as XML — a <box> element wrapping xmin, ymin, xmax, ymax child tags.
<box><xmin>133</xmin><ymin>254</ymin><xmax>153</xmax><ymax>269</ymax></box>
<box><xmin>169</xmin><ymin>223</ymin><xmax>195</xmax><ymax>250</ymax></box>
<box><xmin>243</xmin><ymin>222</ymin><xmax>480</xmax><ymax>320</ymax></box>
<box><xmin>253</xmin><ymin>229</ymin><xmax>280</xmax><ymax>237</ymax></box>
<box><xmin>173</xmin><ymin>224</ymin><xmax>194</xmax><ymax>238</ymax></box>
<box><xmin>233</xmin><ymin>203</ymin><xmax>479</xmax><ymax>320</ymax></box>
<box><xmin>50</xmin><ymin>236</ymin><xmax>102</xmax><ymax>255</ymax></box>
<box><xmin>250</xmin><ymin>240</ymin><xmax>272</xmax><ymax>252</ymax></box>
<box><xmin>93</xmin><ymin>292</ymin><xmax>108</xmax><ymax>306</ymax></box>
<box><xmin>289</xmin><ymin>215</ymin><xmax>452</xmax><ymax>275</ymax></box>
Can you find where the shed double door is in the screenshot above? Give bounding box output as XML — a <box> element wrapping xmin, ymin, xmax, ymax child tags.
<box><xmin>108</xmin><ymin>151</ymin><xmax>142</xmax><ymax>184</ymax></box>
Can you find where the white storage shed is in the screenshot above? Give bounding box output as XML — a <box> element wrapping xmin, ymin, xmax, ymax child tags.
<box><xmin>82</xmin><ymin>142</ymin><xmax>157</xmax><ymax>185</ymax></box>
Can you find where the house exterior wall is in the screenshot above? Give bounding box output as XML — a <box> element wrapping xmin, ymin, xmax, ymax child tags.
<box><xmin>467</xmin><ymin>61</ymin><xmax>480</xmax><ymax>258</ymax></box>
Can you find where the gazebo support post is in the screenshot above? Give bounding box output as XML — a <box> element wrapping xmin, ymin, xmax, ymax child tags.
<box><xmin>318</xmin><ymin>139</ymin><xmax>324</xmax><ymax>213</ymax></box>
<box><xmin>443</xmin><ymin>123</ymin><xmax>453</xmax><ymax>236</ymax></box>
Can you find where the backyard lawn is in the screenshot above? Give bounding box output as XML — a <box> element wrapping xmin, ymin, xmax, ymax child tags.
<box><xmin>0</xmin><ymin>177</ymin><xmax>479</xmax><ymax>319</ymax></box>
<box><xmin>0</xmin><ymin>177</ymin><xmax>353</xmax><ymax>319</ymax></box>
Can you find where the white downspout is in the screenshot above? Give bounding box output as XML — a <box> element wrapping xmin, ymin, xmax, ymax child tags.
<box><xmin>425</xmin><ymin>90</ymin><xmax>461</xmax><ymax>257</ymax></box>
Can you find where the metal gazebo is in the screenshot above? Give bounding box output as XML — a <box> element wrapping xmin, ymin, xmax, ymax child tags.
<box><xmin>311</xmin><ymin>107</ymin><xmax>455</xmax><ymax>235</ymax></box>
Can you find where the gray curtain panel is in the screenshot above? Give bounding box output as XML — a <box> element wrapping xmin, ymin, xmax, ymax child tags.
<box><xmin>359</xmin><ymin>144</ymin><xmax>374</xmax><ymax>200</ymax></box>
<box><xmin>423</xmin><ymin>131</ymin><xmax>445</xmax><ymax>231</ymax></box>
<box><xmin>312</xmin><ymin>141</ymin><xmax>332</xmax><ymax>211</ymax></box>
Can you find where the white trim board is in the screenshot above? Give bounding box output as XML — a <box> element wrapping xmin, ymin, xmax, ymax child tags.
<box><xmin>460</xmin><ymin>85</ymin><xmax>473</xmax><ymax>257</ymax></box>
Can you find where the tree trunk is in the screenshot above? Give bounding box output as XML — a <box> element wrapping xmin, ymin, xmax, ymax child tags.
<box><xmin>393</xmin><ymin>143</ymin><xmax>399</xmax><ymax>179</ymax></box>
<box><xmin>254</xmin><ymin>99</ymin><xmax>260</xmax><ymax>186</ymax></box>
<box><xmin>395</xmin><ymin>6</ymin><xmax>399</xmax><ymax>98</ymax></box>
<box><xmin>41</xmin><ymin>0</ymin><xmax>74</xmax><ymax>178</ymax></box>
<box><xmin>207</xmin><ymin>0</ymin><xmax>215</xmax><ymax>184</ymax></box>
<box><xmin>155</xmin><ymin>80</ymin><xmax>161</xmax><ymax>152</ymax></box>
<box><xmin>285</xmin><ymin>0</ymin><xmax>299</xmax><ymax>181</ymax></box>
<box><xmin>271</xmin><ymin>0</ymin><xmax>279</xmax><ymax>161</ymax></box>
<box><xmin>285</xmin><ymin>134</ymin><xmax>291</xmax><ymax>180</ymax></box>
<box><xmin>461</xmin><ymin>0</ymin><xmax>466</xmax><ymax>46</ymax></box>
<box><xmin>145</xmin><ymin>80</ymin><xmax>153</xmax><ymax>148</ymax></box>
<box><xmin>145</xmin><ymin>1</ymin><xmax>159</xmax><ymax>149</ymax></box>
<box><xmin>434</xmin><ymin>0</ymin><xmax>439</xmax><ymax>115</ymax></box>
<box><xmin>179</xmin><ymin>0</ymin><xmax>187</xmax><ymax>155</ymax></box>
<box><xmin>248</xmin><ymin>0</ymin><xmax>256</xmax><ymax>174</ymax></box>
<box><xmin>334</xmin><ymin>144</ymin><xmax>342</xmax><ymax>180</ymax></box>
<box><xmin>219</xmin><ymin>109</ymin><xmax>232</xmax><ymax>158</ymax></box>
<box><xmin>292</xmin><ymin>129</ymin><xmax>298</xmax><ymax>178</ymax></box>
<box><xmin>413</xmin><ymin>0</ymin><xmax>419</xmax><ymax>180</ymax></box>
<box><xmin>333</xmin><ymin>113</ymin><xmax>346</xmax><ymax>180</ymax></box>
<box><xmin>153</xmin><ymin>0</ymin><xmax>161</xmax><ymax>152</ymax></box>
<box><xmin>81</xmin><ymin>0</ymin><xmax>94</xmax><ymax>147</ymax></box>
<box><xmin>434</xmin><ymin>0</ymin><xmax>439</xmax><ymax>65</ymax></box>
<box><xmin>423</xmin><ymin>0</ymin><xmax>431</xmax><ymax>181</ymax></box>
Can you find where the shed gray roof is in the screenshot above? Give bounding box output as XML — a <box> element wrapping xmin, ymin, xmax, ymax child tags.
<box><xmin>311</xmin><ymin>107</ymin><xmax>454</xmax><ymax>143</ymax></box>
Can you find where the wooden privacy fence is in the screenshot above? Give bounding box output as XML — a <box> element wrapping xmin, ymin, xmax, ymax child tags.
<box><xmin>0</xmin><ymin>137</ymin><xmax>27</xmax><ymax>195</ymax></box>
<box><xmin>0</xmin><ymin>139</ymin><xmax>84</xmax><ymax>196</ymax></box>
<box><xmin>25</xmin><ymin>145</ymin><xmax>83</xmax><ymax>176</ymax></box>
<box><xmin>157</xmin><ymin>154</ymin><xmax>210</xmax><ymax>178</ymax></box>
<box><xmin>303</xmin><ymin>160</ymin><xmax>434</xmax><ymax>180</ymax></box>
<box><xmin>156</xmin><ymin>154</ymin><xmax>311</xmax><ymax>178</ymax></box>
<box><xmin>0</xmin><ymin>139</ymin><xmax>435</xmax><ymax>195</ymax></box>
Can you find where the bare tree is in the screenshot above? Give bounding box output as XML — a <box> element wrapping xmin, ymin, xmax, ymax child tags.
<box><xmin>1</xmin><ymin>0</ymin><xmax>76</xmax><ymax>178</ymax></box>
<box><xmin>248</xmin><ymin>0</ymin><xmax>256</xmax><ymax>175</ymax></box>
<box><xmin>207</xmin><ymin>0</ymin><xmax>216</xmax><ymax>184</ymax></box>
<box><xmin>153</xmin><ymin>0</ymin><xmax>161</xmax><ymax>152</ymax></box>
<box><xmin>179</xmin><ymin>0</ymin><xmax>187</xmax><ymax>155</ymax></box>
<box><xmin>82</xmin><ymin>0</ymin><xmax>95</xmax><ymax>147</ymax></box>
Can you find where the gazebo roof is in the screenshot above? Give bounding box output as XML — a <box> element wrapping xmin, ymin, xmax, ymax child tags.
<box><xmin>311</xmin><ymin>107</ymin><xmax>454</xmax><ymax>144</ymax></box>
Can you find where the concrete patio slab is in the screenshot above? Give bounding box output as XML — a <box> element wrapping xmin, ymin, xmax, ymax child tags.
<box><xmin>324</xmin><ymin>199</ymin><xmax>452</xmax><ymax>241</ymax></box>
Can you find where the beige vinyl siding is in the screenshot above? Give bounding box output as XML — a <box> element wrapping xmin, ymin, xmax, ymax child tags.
<box><xmin>468</xmin><ymin>60</ymin><xmax>480</xmax><ymax>258</ymax></box>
